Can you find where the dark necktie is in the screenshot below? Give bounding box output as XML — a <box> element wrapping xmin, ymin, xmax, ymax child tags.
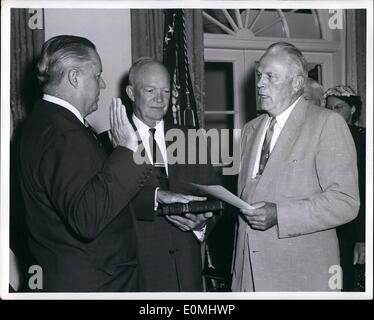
<box><xmin>85</xmin><ymin>121</ymin><xmax>102</xmax><ymax>148</ymax></box>
<box><xmin>149</xmin><ymin>128</ymin><xmax>165</xmax><ymax>167</ymax></box>
<box><xmin>258</xmin><ymin>117</ymin><xmax>277</xmax><ymax>175</ymax></box>
<box><xmin>149</xmin><ymin>128</ymin><xmax>169</xmax><ymax>189</ymax></box>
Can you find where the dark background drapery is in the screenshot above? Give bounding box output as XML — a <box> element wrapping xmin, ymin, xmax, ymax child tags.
<box><xmin>10</xmin><ymin>8</ymin><xmax>44</xmax><ymax>291</ymax></box>
<box><xmin>130</xmin><ymin>9</ymin><xmax>164</xmax><ymax>62</ymax></box>
<box><xmin>355</xmin><ymin>9</ymin><xmax>366</xmax><ymax>127</ymax></box>
<box><xmin>10</xmin><ymin>8</ymin><xmax>44</xmax><ymax>132</ymax></box>
<box><xmin>182</xmin><ymin>9</ymin><xmax>205</xmax><ymax>128</ymax></box>
<box><xmin>346</xmin><ymin>9</ymin><xmax>366</xmax><ymax>127</ymax></box>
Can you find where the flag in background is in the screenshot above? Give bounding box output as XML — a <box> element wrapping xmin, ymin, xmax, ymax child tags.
<box><xmin>163</xmin><ymin>9</ymin><xmax>199</xmax><ymax>128</ymax></box>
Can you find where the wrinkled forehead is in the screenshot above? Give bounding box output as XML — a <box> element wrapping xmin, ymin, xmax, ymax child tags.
<box><xmin>258</xmin><ymin>52</ymin><xmax>291</xmax><ymax>73</ymax></box>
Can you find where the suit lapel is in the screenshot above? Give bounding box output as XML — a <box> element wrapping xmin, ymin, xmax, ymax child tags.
<box><xmin>238</xmin><ymin>115</ymin><xmax>268</xmax><ymax>198</ymax></box>
<box><xmin>253</xmin><ymin>98</ymin><xmax>308</xmax><ymax>198</ymax></box>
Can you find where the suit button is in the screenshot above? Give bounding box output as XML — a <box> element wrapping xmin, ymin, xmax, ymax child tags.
<box><xmin>168</xmin><ymin>249</ymin><xmax>175</xmax><ymax>254</ymax></box>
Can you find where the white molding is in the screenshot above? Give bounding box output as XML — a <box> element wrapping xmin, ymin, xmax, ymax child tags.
<box><xmin>204</xmin><ymin>35</ymin><xmax>341</xmax><ymax>53</ymax></box>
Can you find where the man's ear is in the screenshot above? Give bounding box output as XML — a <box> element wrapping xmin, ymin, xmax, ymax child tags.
<box><xmin>67</xmin><ymin>68</ymin><xmax>79</xmax><ymax>88</ymax></box>
<box><xmin>351</xmin><ymin>106</ymin><xmax>356</xmax><ymax>115</ymax></box>
<box><xmin>126</xmin><ymin>85</ymin><xmax>135</xmax><ymax>102</ymax></box>
<box><xmin>293</xmin><ymin>75</ymin><xmax>304</xmax><ymax>93</ymax></box>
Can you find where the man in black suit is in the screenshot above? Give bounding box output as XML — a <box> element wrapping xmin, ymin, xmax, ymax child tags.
<box><xmin>19</xmin><ymin>36</ymin><xmax>196</xmax><ymax>292</ymax></box>
<box><xmin>102</xmin><ymin>58</ymin><xmax>217</xmax><ymax>291</ymax></box>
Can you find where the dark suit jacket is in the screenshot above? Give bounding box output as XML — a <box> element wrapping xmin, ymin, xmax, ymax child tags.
<box><xmin>336</xmin><ymin>125</ymin><xmax>365</xmax><ymax>243</ymax></box>
<box><xmin>100</xmin><ymin>123</ymin><xmax>218</xmax><ymax>292</ymax></box>
<box><xmin>19</xmin><ymin>99</ymin><xmax>154</xmax><ymax>292</ymax></box>
<box><xmin>336</xmin><ymin>125</ymin><xmax>366</xmax><ymax>271</ymax></box>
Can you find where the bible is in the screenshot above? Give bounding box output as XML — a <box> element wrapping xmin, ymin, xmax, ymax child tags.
<box><xmin>156</xmin><ymin>199</ymin><xmax>224</xmax><ymax>216</ymax></box>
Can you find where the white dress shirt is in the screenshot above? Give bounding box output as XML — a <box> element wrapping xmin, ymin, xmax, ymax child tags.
<box><xmin>132</xmin><ymin>115</ymin><xmax>168</xmax><ymax>176</ymax></box>
<box><xmin>43</xmin><ymin>94</ymin><xmax>85</xmax><ymax>125</ymax></box>
<box><xmin>252</xmin><ymin>96</ymin><xmax>301</xmax><ymax>178</ymax></box>
<box><xmin>132</xmin><ymin>115</ymin><xmax>206</xmax><ymax>241</ymax></box>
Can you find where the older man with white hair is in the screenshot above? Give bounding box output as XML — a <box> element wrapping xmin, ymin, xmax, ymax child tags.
<box><xmin>232</xmin><ymin>42</ymin><xmax>359</xmax><ymax>291</ymax></box>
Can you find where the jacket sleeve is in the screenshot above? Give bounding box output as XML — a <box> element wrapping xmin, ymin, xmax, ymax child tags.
<box><xmin>99</xmin><ymin>130</ymin><xmax>159</xmax><ymax>221</ymax></box>
<box><xmin>131</xmin><ymin>185</ymin><xmax>159</xmax><ymax>221</ymax></box>
<box><xmin>277</xmin><ymin>112</ymin><xmax>360</xmax><ymax>238</ymax></box>
<box><xmin>39</xmin><ymin>130</ymin><xmax>153</xmax><ymax>241</ymax></box>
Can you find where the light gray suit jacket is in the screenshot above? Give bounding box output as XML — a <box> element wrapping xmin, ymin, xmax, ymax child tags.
<box><xmin>231</xmin><ymin>97</ymin><xmax>360</xmax><ymax>292</ymax></box>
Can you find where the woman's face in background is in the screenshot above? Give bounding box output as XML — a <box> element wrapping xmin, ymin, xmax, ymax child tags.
<box><xmin>326</xmin><ymin>96</ymin><xmax>354</xmax><ymax>123</ymax></box>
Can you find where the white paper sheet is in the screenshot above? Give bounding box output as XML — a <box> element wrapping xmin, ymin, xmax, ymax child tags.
<box><xmin>188</xmin><ymin>183</ymin><xmax>254</xmax><ymax>210</ymax></box>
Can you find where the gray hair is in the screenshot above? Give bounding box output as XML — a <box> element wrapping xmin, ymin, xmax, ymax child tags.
<box><xmin>265</xmin><ymin>42</ymin><xmax>308</xmax><ymax>78</ymax></box>
<box><xmin>37</xmin><ymin>35</ymin><xmax>96</xmax><ymax>88</ymax></box>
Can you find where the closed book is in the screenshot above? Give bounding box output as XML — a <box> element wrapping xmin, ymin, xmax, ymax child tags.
<box><xmin>156</xmin><ymin>199</ymin><xmax>224</xmax><ymax>216</ymax></box>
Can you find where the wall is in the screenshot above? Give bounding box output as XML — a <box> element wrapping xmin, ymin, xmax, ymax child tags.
<box><xmin>44</xmin><ymin>9</ymin><xmax>132</xmax><ymax>132</ymax></box>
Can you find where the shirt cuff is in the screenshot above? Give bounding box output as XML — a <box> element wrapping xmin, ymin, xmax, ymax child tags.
<box><xmin>154</xmin><ymin>187</ymin><xmax>160</xmax><ymax>211</ymax></box>
<box><xmin>193</xmin><ymin>224</ymin><xmax>207</xmax><ymax>242</ymax></box>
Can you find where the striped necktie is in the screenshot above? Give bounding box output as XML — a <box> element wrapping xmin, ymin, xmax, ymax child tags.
<box><xmin>258</xmin><ymin>117</ymin><xmax>277</xmax><ymax>175</ymax></box>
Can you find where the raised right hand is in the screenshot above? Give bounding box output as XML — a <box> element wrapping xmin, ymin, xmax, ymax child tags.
<box><xmin>109</xmin><ymin>98</ymin><xmax>138</xmax><ymax>151</ymax></box>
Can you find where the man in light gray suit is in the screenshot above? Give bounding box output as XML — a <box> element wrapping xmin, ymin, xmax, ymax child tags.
<box><xmin>231</xmin><ymin>42</ymin><xmax>359</xmax><ymax>291</ymax></box>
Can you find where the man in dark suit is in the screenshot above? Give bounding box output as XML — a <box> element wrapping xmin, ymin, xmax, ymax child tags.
<box><xmin>19</xmin><ymin>36</ymin><xmax>195</xmax><ymax>292</ymax></box>
<box><xmin>102</xmin><ymin>58</ymin><xmax>216</xmax><ymax>291</ymax></box>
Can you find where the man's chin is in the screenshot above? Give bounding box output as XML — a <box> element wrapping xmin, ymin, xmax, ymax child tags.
<box><xmin>87</xmin><ymin>104</ymin><xmax>99</xmax><ymax>116</ymax></box>
<box><xmin>259</xmin><ymin>101</ymin><xmax>272</xmax><ymax>111</ymax></box>
<box><xmin>152</xmin><ymin>109</ymin><xmax>167</xmax><ymax>119</ymax></box>
<box><xmin>92</xmin><ymin>103</ymin><xmax>99</xmax><ymax>112</ymax></box>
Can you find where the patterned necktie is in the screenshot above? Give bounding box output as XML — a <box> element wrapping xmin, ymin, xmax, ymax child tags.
<box><xmin>149</xmin><ymin>128</ymin><xmax>168</xmax><ymax>189</ymax></box>
<box><xmin>258</xmin><ymin>117</ymin><xmax>277</xmax><ymax>175</ymax></box>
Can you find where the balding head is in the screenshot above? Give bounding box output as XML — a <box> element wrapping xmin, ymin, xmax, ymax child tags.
<box><xmin>126</xmin><ymin>58</ymin><xmax>171</xmax><ymax>127</ymax></box>
<box><xmin>128</xmin><ymin>58</ymin><xmax>170</xmax><ymax>87</ymax></box>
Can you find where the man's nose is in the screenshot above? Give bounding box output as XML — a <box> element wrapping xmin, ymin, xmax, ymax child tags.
<box><xmin>257</xmin><ymin>75</ymin><xmax>265</xmax><ymax>88</ymax></box>
<box><xmin>100</xmin><ymin>78</ymin><xmax>106</xmax><ymax>89</ymax></box>
<box><xmin>154</xmin><ymin>90</ymin><xmax>162</xmax><ymax>102</ymax></box>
